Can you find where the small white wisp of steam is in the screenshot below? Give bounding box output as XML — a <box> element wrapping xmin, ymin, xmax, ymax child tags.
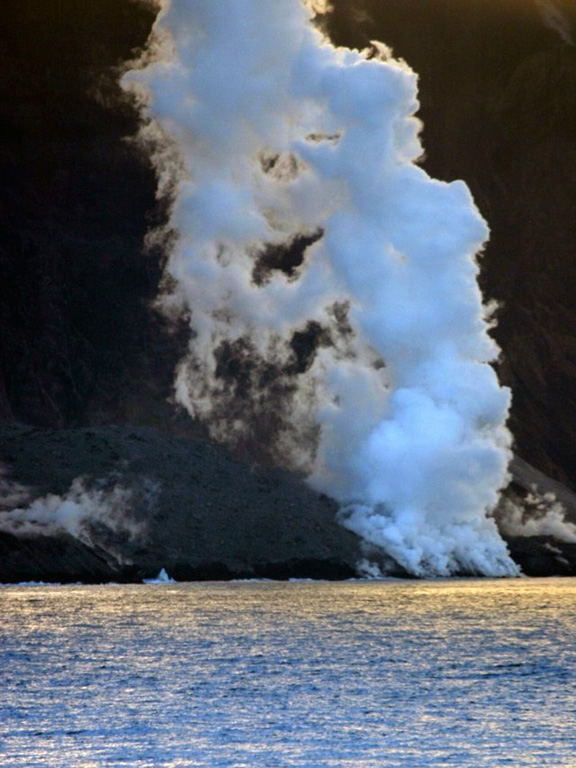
<box><xmin>498</xmin><ymin>489</ymin><xmax>576</xmax><ymax>543</ymax></box>
<box><xmin>123</xmin><ymin>0</ymin><xmax>518</xmax><ymax>576</ymax></box>
<box><xmin>0</xmin><ymin>474</ymin><xmax>145</xmax><ymax>546</ymax></box>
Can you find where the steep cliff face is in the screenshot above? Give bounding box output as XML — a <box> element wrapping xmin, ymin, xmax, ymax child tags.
<box><xmin>0</xmin><ymin>1</ymin><xmax>187</xmax><ymax>431</ymax></box>
<box><xmin>1</xmin><ymin>1</ymin><xmax>575</xmax><ymax>485</ymax></box>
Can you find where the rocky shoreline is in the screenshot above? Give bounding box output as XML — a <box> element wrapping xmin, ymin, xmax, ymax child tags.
<box><xmin>1</xmin><ymin>423</ymin><xmax>576</xmax><ymax>583</ymax></box>
<box><xmin>0</xmin><ymin>423</ymin><xmax>362</xmax><ymax>584</ymax></box>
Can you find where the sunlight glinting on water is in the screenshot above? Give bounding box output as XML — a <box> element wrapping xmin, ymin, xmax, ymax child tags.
<box><xmin>1</xmin><ymin>579</ymin><xmax>576</xmax><ymax>766</ymax></box>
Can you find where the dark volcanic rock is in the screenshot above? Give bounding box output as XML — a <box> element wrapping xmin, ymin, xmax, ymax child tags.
<box><xmin>0</xmin><ymin>423</ymin><xmax>362</xmax><ymax>583</ymax></box>
<box><xmin>1</xmin><ymin>0</ymin><xmax>576</xmax><ymax>489</ymax></box>
<box><xmin>504</xmin><ymin>536</ymin><xmax>576</xmax><ymax>578</ymax></box>
<box><xmin>0</xmin><ymin>531</ymin><xmax>131</xmax><ymax>585</ymax></box>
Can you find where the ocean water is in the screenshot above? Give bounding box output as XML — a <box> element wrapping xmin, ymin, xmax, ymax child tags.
<box><xmin>1</xmin><ymin>579</ymin><xmax>575</xmax><ymax>767</ymax></box>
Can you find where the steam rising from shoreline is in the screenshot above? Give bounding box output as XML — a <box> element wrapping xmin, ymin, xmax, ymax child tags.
<box><xmin>498</xmin><ymin>489</ymin><xmax>576</xmax><ymax>543</ymax></box>
<box><xmin>0</xmin><ymin>477</ymin><xmax>143</xmax><ymax>544</ymax></box>
<box><xmin>0</xmin><ymin>468</ymin><xmax>150</xmax><ymax>547</ymax></box>
<box><xmin>123</xmin><ymin>0</ymin><xmax>519</xmax><ymax>576</ymax></box>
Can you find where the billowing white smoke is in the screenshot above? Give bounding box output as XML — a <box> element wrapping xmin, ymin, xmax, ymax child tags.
<box><xmin>123</xmin><ymin>0</ymin><xmax>519</xmax><ymax>576</ymax></box>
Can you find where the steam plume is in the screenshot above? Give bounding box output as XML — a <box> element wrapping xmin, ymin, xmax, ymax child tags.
<box><xmin>497</xmin><ymin>489</ymin><xmax>576</xmax><ymax>543</ymax></box>
<box><xmin>123</xmin><ymin>0</ymin><xmax>519</xmax><ymax>576</ymax></box>
<box><xmin>0</xmin><ymin>469</ymin><xmax>150</xmax><ymax>547</ymax></box>
<box><xmin>536</xmin><ymin>0</ymin><xmax>574</xmax><ymax>45</ymax></box>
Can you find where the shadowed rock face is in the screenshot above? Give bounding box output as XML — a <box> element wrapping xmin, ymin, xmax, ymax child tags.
<box><xmin>1</xmin><ymin>1</ymin><xmax>575</xmax><ymax>490</ymax></box>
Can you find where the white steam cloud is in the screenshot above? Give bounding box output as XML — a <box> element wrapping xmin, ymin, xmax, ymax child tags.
<box><xmin>498</xmin><ymin>489</ymin><xmax>576</xmax><ymax>543</ymax></box>
<box><xmin>0</xmin><ymin>472</ymin><xmax>148</xmax><ymax>546</ymax></box>
<box><xmin>123</xmin><ymin>0</ymin><xmax>518</xmax><ymax>576</ymax></box>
